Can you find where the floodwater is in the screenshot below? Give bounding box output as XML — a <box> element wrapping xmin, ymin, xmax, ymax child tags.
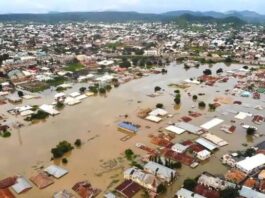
<box><xmin>0</xmin><ymin>62</ymin><xmax>264</xmax><ymax>198</ymax></box>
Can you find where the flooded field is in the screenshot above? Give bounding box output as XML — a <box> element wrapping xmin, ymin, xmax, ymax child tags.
<box><xmin>0</xmin><ymin>62</ymin><xmax>264</xmax><ymax>198</ymax></box>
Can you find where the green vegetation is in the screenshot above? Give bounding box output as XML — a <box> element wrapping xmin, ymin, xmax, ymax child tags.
<box><xmin>208</xmin><ymin>103</ymin><xmax>216</xmax><ymax>111</ymax></box>
<box><xmin>119</xmin><ymin>58</ymin><xmax>131</xmax><ymax>68</ymax></box>
<box><xmin>88</xmin><ymin>85</ymin><xmax>99</xmax><ymax>94</ymax></box>
<box><xmin>64</xmin><ymin>63</ymin><xmax>84</xmax><ymax>72</ymax></box>
<box><xmin>149</xmin><ymin>156</ymin><xmax>182</xmax><ymax>169</ymax></box>
<box><xmin>157</xmin><ymin>183</ymin><xmax>167</xmax><ymax>194</ymax></box>
<box><xmin>46</xmin><ymin>76</ymin><xmax>67</xmax><ymax>87</ymax></box>
<box><xmin>198</xmin><ymin>101</ymin><xmax>206</xmax><ymax>108</ymax></box>
<box><xmin>220</xmin><ymin>187</ymin><xmax>239</xmax><ymax>198</ymax></box>
<box><xmin>246</xmin><ymin>127</ymin><xmax>256</xmax><ymax>136</ymax></box>
<box><xmin>62</xmin><ymin>158</ymin><xmax>68</xmax><ymax>164</ymax></box>
<box><xmin>79</xmin><ymin>87</ymin><xmax>86</xmax><ymax>93</ymax></box>
<box><xmin>25</xmin><ymin>110</ymin><xmax>49</xmax><ymax>121</ymax></box>
<box><xmin>203</xmin><ymin>69</ymin><xmax>212</xmax><ymax>75</ymax></box>
<box><xmin>99</xmin><ymin>87</ymin><xmax>106</xmax><ymax>94</ymax></box>
<box><xmin>154</xmin><ymin>86</ymin><xmax>161</xmax><ymax>92</ymax></box>
<box><xmin>244</xmin><ymin>148</ymin><xmax>256</xmax><ymax>157</ymax></box>
<box><xmin>174</xmin><ymin>93</ymin><xmax>181</xmax><ymax>105</ymax></box>
<box><xmin>56</xmin><ymin>86</ymin><xmax>67</xmax><ymax>92</ymax></box>
<box><xmin>192</xmin><ymin>95</ymin><xmax>198</xmax><ymax>100</ymax></box>
<box><xmin>74</xmin><ymin>139</ymin><xmax>82</xmax><ymax>147</ymax></box>
<box><xmin>55</xmin><ymin>101</ymin><xmax>65</xmax><ymax>110</ymax></box>
<box><xmin>125</xmin><ymin>149</ymin><xmax>134</xmax><ymax>161</ymax></box>
<box><xmin>51</xmin><ymin>141</ymin><xmax>74</xmax><ymax>159</ymax></box>
<box><xmin>130</xmin><ymin>161</ymin><xmax>143</xmax><ymax>170</ymax></box>
<box><xmin>156</xmin><ymin>103</ymin><xmax>164</xmax><ymax>108</ymax></box>
<box><xmin>183</xmin><ymin>178</ymin><xmax>197</xmax><ymax>191</ymax></box>
<box><xmin>17</xmin><ymin>90</ymin><xmax>24</xmax><ymax>98</ymax></box>
<box><xmin>0</xmin><ymin>130</ymin><xmax>11</xmax><ymax>138</ymax></box>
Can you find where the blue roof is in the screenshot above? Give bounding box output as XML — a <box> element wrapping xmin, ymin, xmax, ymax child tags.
<box><xmin>118</xmin><ymin>122</ymin><xmax>139</xmax><ymax>133</ymax></box>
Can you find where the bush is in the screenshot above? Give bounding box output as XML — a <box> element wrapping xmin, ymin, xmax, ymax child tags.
<box><xmin>208</xmin><ymin>103</ymin><xmax>216</xmax><ymax>111</ymax></box>
<box><xmin>183</xmin><ymin>178</ymin><xmax>197</xmax><ymax>191</ymax></box>
<box><xmin>157</xmin><ymin>184</ymin><xmax>167</xmax><ymax>194</ymax></box>
<box><xmin>74</xmin><ymin>139</ymin><xmax>82</xmax><ymax>147</ymax></box>
<box><xmin>56</xmin><ymin>102</ymin><xmax>65</xmax><ymax>110</ymax></box>
<box><xmin>192</xmin><ymin>95</ymin><xmax>198</xmax><ymax>100</ymax></box>
<box><xmin>220</xmin><ymin>187</ymin><xmax>239</xmax><ymax>198</ymax></box>
<box><xmin>156</xmin><ymin>103</ymin><xmax>164</xmax><ymax>108</ymax></box>
<box><xmin>216</xmin><ymin>68</ymin><xmax>223</xmax><ymax>74</ymax></box>
<box><xmin>79</xmin><ymin>87</ymin><xmax>86</xmax><ymax>93</ymax></box>
<box><xmin>203</xmin><ymin>69</ymin><xmax>212</xmax><ymax>75</ymax></box>
<box><xmin>27</xmin><ymin>110</ymin><xmax>49</xmax><ymax>121</ymax></box>
<box><xmin>154</xmin><ymin>86</ymin><xmax>161</xmax><ymax>92</ymax></box>
<box><xmin>17</xmin><ymin>91</ymin><xmax>24</xmax><ymax>98</ymax></box>
<box><xmin>198</xmin><ymin>101</ymin><xmax>206</xmax><ymax>108</ymax></box>
<box><xmin>125</xmin><ymin>149</ymin><xmax>134</xmax><ymax>160</ymax></box>
<box><xmin>244</xmin><ymin>148</ymin><xmax>256</xmax><ymax>157</ymax></box>
<box><xmin>105</xmin><ymin>84</ymin><xmax>112</xmax><ymax>91</ymax></box>
<box><xmin>51</xmin><ymin>141</ymin><xmax>74</xmax><ymax>159</ymax></box>
<box><xmin>246</xmin><ymin>127</ymin><xmax>256</xmax><ymax>136</ymax></box>
<box><xmin>62</xmin><ymin>158</ymin><xmax>68</xmax><ymax>164</ymax></box>
<box><xmin>99</xmin><ymin>87</ymin><xmax>106</xmax><ymax>94</ymax></box>
<box><xmin>174</xmin><ymin>97</ymin><xmax>181</xmax><ymax>105</ymax></box>
<box><xmin>1</xmin><ymin>131</ymin><xmax>11</xmax><ymax>138</ymax></box>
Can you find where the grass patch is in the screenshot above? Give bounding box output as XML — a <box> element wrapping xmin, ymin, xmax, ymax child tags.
<box><xmin>46</xmin><ymin>76</ymin><xmax>67</xmax><ymax>87</ymax></box>
<box><xmin>64</xmin><ymin>63</ymin><xmax>84</xmax><ymax>72</ymax></box>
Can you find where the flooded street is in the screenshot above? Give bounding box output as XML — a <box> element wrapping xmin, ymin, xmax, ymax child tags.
<box><xmin>1</xmin><ymin>62</ymin><xmax>265</xmax><ymax>197</ymax></box>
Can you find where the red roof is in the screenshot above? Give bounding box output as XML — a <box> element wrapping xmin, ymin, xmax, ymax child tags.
<box><xmin>195</xmin><ymin>184</ymin><xmax>220</xmax><ymax>198</ymax></box>
<box><xmin>115</xmin><ymin>180</ymin><xmax>141</xmax><ymax>198</ymax></box>
<box><xmin>0</xmin><ymin>188</ymin><xmax>15</xmax><ymax>198</ymax></box>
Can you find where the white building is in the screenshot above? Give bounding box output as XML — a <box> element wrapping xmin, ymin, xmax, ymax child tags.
<box><xmin>197</xmin><ymin>150</ymin><xmax>211</xmax><ymax>161</ymax></box>
<box><xmin>236</xmin><ymin>154</ymin><xmax>265</xmax><ymax>173</ymax></box>
<box><xmin>144</xmin><ymin>161</ymin><xmax>176</xmax><ymax>183</ymax></box>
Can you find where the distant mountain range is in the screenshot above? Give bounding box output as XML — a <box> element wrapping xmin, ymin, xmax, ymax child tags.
<box><xmin>0</xmin><ymin>10</ymin><xmax>264</xmax><ymax>24</ymax></box>
<box><xmin>163</xmin><ymin>10</ymin><xmax>265</xmax><ymax>23</ymax></box>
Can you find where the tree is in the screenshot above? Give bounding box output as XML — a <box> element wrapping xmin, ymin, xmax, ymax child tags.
<box><xmin>224</xmin><ymin>56</ymin><xmax>232</xmax><ymax>63</ymax></box>
<box><xmin>220</xmin><ymin>187</ymin><xmax>239</xmax><ymax>198</ymax></box>
<box><xmin>216</xmin><ymin>68</ymin><xmax>223</xmax><ymax>74</ymax></box>
<box><xmin>119</xmin><ymin>58</ymin><xmax>131</xmax><ymax>68</ymax></box>
<box><xmin>62</xmin><ymin>158</ymin><xmax>68</xmax><ymax>164</ymax></box>
<box><xmin>208</xmin><ymin>103</ymin><xmax>216</xmax><ymax>111</ymax></box>
<box><xmin>246</xmin><ymin>127</ymin><xmax>256</xmax><ymax>136</ymax></box>
<box><xmin>99</xmin><ymin>87</ymin><xmax>106</xmax><ymax>94</ymax></box>
<box><xmin>125</xmin><ymin>149</ymin><xmax>134</xmax><ymax>160</ymax></box>
<box><xmin>55</xmin><ymin>101</ymin><xmax>65</xmax><ymax>110</ymax></box>
<box><xmin>74</xmin><ymin>139</ymin><xmax>82</xmax><ymax>147</ymax></box>
<box><xmin>203</xmin><ymin>69</ymin><xmax>212</xmax><ymax>75</ymax></box>
<box><xmin>243</xmin><ymin>65</ymin><xmax>249</xmax><ymax>70</ymax></box>
<box><xmin>156</xmin><ymin>103</ymin><xmax>164</xmax><ymax>108</ymax></box>
<box><xmin>183</xmin><ymin>178</ymin><xmax>197</xmax><ymax>191</ymax></box>
<box><xmin>17</xmin><ymin>91</ymin><xmax>24</xmax><ymax>98</ymax></box>
<box><xmin>157</xmin><ymin>184</ymin><xmax>167</xmax><ymax>194</ymax></box>
<box><xmin>198</xmin><ymin>101</ymin><xmax>206</xmax><ymax>108</ymax></box>
<box><xmin>192</xmin><ymin>95</ymin><xmax>198</xmax><ymax>100</ymax></box>
<box><xmin>154</xmin><ymin>86</ymin><xmax>161</xmax><ymax>92</ymax></box>
<box><xmin>244</xmin><ymin>148</ymin><xmax>256</xmax><ymax>157</ymax></box>
<box><xmin>79</xmin><ymin>87</ymin><xmax>86</xmax><ymax>93</ymax></box>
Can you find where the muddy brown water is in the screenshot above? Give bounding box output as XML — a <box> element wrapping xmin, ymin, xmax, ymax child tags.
<box><xmin>0</xmin><ymin>62</ymin><xmax>264</xmax><ymax>198</ymax></box>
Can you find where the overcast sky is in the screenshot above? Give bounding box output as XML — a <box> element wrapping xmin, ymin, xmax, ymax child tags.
<box><xmin>1</xmin><ymin>0</ymin><xmax>265</xmax><ymax>14</ymax></box>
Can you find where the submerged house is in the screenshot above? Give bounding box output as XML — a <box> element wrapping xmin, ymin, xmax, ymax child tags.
<box><xmin>144</xmin><ymin>161</ymin><xmax>176</xmax><ymax>183</ymax></box>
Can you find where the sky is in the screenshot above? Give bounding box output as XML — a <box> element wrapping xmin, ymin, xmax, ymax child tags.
<box><xmin>0</xmin><ymin>0</ymin><xmax>265</xmax><ymax>14</ymax></box>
